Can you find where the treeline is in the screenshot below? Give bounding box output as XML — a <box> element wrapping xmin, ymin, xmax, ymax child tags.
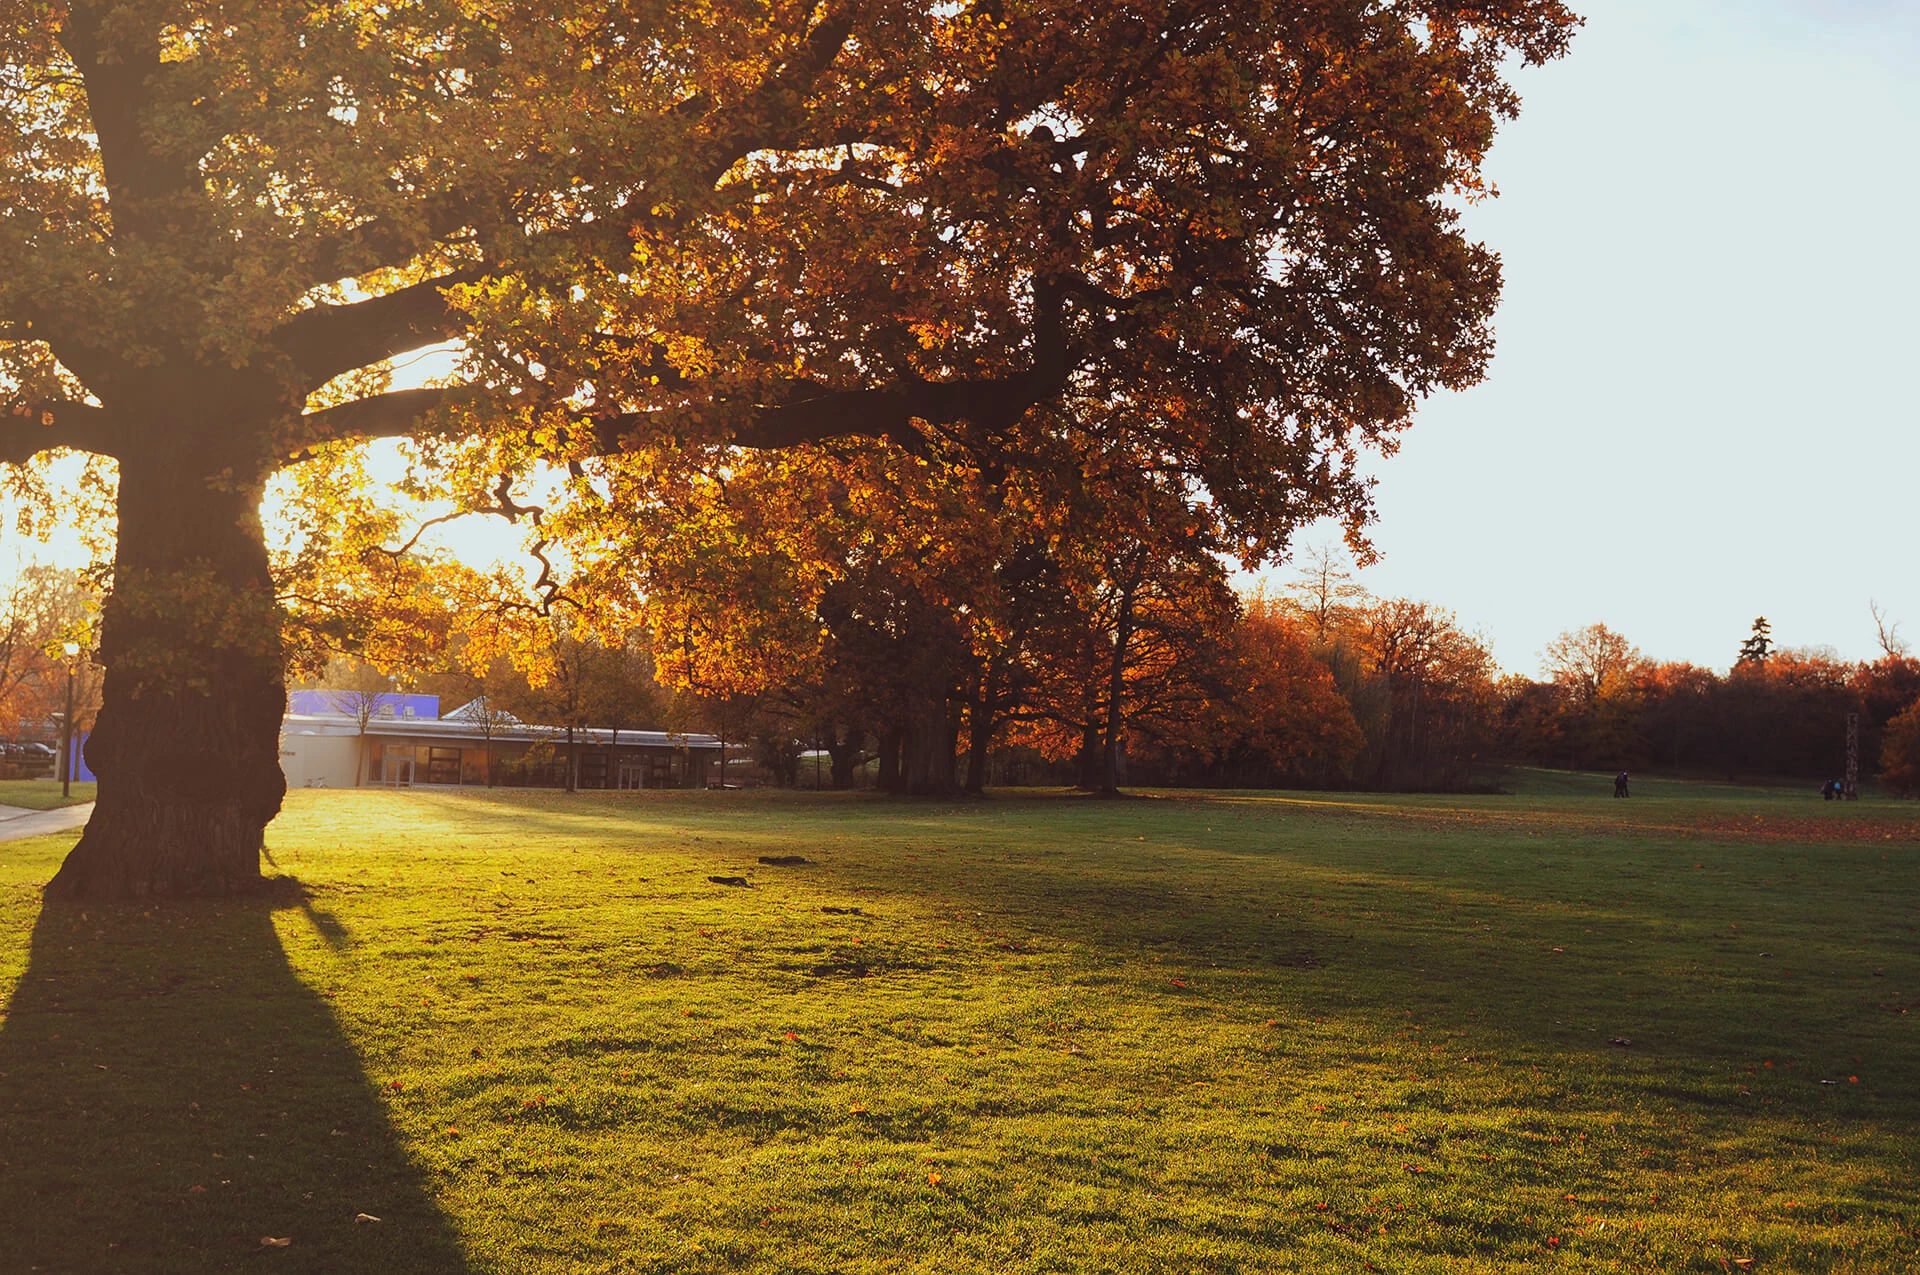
<box><xmin>1500</xmin><ymin>619</ymin><xmax>1920</xmax><ymax>785</ymax></box>
<box><xmin>688</xmin><ymin>544</ymin><xmax>1920</xmax><ymax>795</ymax></box>
<box><xmin>268</xmin><ymin>441</ymin><xmax>1920</xmax><ymax>797</ymax></box>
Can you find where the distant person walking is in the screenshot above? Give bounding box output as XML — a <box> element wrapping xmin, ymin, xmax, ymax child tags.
<box><xmin>1613</xmin><ymin>770</ymin><xmax>1630</xmax><ymax>799</ymax></box>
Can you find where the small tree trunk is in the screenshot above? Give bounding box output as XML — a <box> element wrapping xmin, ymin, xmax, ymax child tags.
<box><xmin>964</xmin><ymin>666</ymin><xmax>997</xmax><ymax>795</ymax></box>
<box><xmin>1099</xmin><ymin>585</ymin><xmax>1136</xmax><ymax>795</ymax></box>
<box><xmin>825</xmin><ymin>729</ymin><xmax>860</xmax><ymax>790</ymax></box>
<box><xmin>47</xmin><ymin>448</ymin><xmax>286</xmax><ymax>899</ymax></box>
<box><xmin>564</xmin><ymin>726</ymin><xmax>577</xmax><ymax>792</ymax></box>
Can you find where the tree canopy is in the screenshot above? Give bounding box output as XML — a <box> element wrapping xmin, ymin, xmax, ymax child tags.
<box><xmin>0</xmin><ymin>0</ymin><xmax>1579</xmax><ymax>896</ymax></box>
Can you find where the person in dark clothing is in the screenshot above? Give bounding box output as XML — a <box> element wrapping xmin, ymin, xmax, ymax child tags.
<box><xmin>1822</xmin><ymin>779</ymin><xmax>1836</xmax><ymax>801</ymax></box>
<box><xmin>1613</xmin><ymin>770</ymin><xmax>1630</xmax><ymax>798</ymax></box>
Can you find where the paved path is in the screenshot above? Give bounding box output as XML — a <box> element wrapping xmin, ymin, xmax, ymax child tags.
<box><xmin>0</xmin><ymin>802</ymin><xmax>92</xmax><ymax>841</ymax></box>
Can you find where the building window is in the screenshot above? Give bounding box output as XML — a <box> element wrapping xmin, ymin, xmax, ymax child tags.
<box><xmin>427</xmin><ymin>747</ymin><xmax>462</xmax><ymax>785</ymax></box>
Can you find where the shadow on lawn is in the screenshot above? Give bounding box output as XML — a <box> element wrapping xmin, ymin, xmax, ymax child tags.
<box><xmin>0</xmin><ymin>884</ymin><xmax>470</xmax><ymax>1275</ymax></box>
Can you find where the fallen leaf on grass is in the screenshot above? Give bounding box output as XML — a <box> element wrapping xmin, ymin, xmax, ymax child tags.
<box><xmin>1609</xmin><ymin>1038</ymin><xmax>1632</xmax><ymax>1047</ymax></box>
<box><xmin>1170</xmin><ymin>979</ymin><xmax>1189</xmax><ymax>989</ymax></box>
<box><xmin>708</xmin><ymin>876</ymin><xmax>752</xmax><ymax>888</ymax></box>
<box><xmin>261</xmin><ymin>1236</ymin><xmax>291</xmax><ymax>1247</ymax></box>
<box><xmin>928</xmin><ymin>1172</ymin><xmax>942</xmax><ymax>1186</ymax></box>
<box><xmin>355</xmin><ymin>1213</ymin><xmax>381</xmax><ymax>1224</ymax></box>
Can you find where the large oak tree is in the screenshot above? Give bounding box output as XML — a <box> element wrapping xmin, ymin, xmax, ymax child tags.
<box><xmin>1</xmin><ymin>0</ymin><xmax>1576</xmax><ymax>896</ymax></box>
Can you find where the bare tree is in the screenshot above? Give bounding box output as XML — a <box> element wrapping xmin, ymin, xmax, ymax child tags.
<box><xmin>451</xmin><ymin>693</ymin><xmax>517</xmax><ymax>787</ymax></box>
<box><xmin>321</xmin><ymin>659</ymin><xmax>393</xmax><ymax>786</ymax></box>
<box><xmin>1286</xmin><ymin>540</ymin><xmax>1368</xmax><ymax>642</ymax></box>
<box><xmin>1871</xmin><ymin>600</ymin><xmax>1909</xmax><ymax>659</ymax></box>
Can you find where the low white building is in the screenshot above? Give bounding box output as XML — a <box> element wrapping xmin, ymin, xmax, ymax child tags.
<box><xmin>279</xmin><ymin>699</ymin><xmax>722</xmax><ymax>790</ymax></box>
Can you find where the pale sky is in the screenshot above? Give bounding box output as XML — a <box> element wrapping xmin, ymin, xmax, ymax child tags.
<box><xmin>1269</xmin><ymin>0</ymin><xmax>1920</xmax><ymax>673</ymax></box>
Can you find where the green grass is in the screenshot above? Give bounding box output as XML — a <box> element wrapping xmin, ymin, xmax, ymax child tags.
<box><xmin>0</xmin><ymin>777</ymin><xmax>95</xmax><ymax>809</ymax></box>
<box><xmin>2</xmin><ymin>773</ymin><xmax>1917</xmax><ymax>1273</ymax></box>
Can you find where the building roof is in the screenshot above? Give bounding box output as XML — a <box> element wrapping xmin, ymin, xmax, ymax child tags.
<box><xmin>280</xmin><ymin>713</ymin><xmax>720</xmax><ymax>750</ymax></box>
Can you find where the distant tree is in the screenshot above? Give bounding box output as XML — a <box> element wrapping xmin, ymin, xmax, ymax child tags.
<box><xmin>586</xmin><ymin>641</ymin><xmax>666</xmax><ymax>784</ymax></box>
<box><xmin>1539</xmin><ymin>623</ymin><xmax>1643</xmax><ymax>770</ymax></box>
<box><xmin>1871</xmin><ymin>601</ymin><xmax>1908</xmax><ymax>660</ymax></box>
<box><xmin>1354</xmin><ymin>599</ymin><xmax>1499</xmax><ymax>789</ymax></box>
<box><xmin>440</xmin><ymin>658</ymin><xmax>528</xmax><ymax>788</ymax></box>
<box><xmin>1543</xmin><ymin>624</ymin><xmax>1640</xmax><ymax>706</ymax></box>
<box><xmin>320</xmin><ymin>658</ymin><xmax>393</xmax><ymax>787</ymax></box>
<box><xmin>1213</xmin><ymin>596</ymin><xmax>1363</xmax><ymax>786</ymax></box>
<box><xmin>0</xmin><ymin>566</ymin><xmax>101</xmax><ymax>743</ymax></box>
<box><xmin>1738</xmin><ymin>617</ymin><xmax>1774</xmax><ymax>667</ymax></box>
<box><xmin>1879</xmin><ymin>701</ymin><xmax>1920</xmax><ymax>798</ymax></box>
<box><xmin>1286</xmin><ymin>541</ymin><xmax>1369</xmax><ymax>643</ymax></box>
<box><xmin>498</xmin><ymin>625</ymin><xmax>616</xmax><ymax>793</ymax></box>
<box><xmin>1636</xmin><ymin>662</ymin><xmax>1718</xmax><ymax>770</ymax></box>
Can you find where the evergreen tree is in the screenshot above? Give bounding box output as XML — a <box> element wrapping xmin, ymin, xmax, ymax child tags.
<box><xmin>1738</xmin><ymin>617</ymin><xmax>1774</xmax><ymax>667</ymax></box>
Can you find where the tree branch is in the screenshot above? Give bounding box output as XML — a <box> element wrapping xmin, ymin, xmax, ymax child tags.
<box><xmin>302</xmin><ymin>194</ymin><xmax>486</xmax><ymax>287</ymax></box>
<box><xmin>0</xmin><ymin>400</ymin><xmax>119</xmax><ymax>462</ymax></box>
<box><xmin>580</xmin><ymin>370</ymin><xmax>1061</xmax><ymax>455</ymax></box>
<box><xmin>271</xmin><ymin>270</ymin><xmax>483</xmax><ymax>388</ymax></box>
<box><xmin>689</xmin><ymin>6</ymin><xmax>857</xmax><ymax>185</ymax></box>
<box><xmin>290</xmin><ymin>387</ymin><xmax>457</xmax><ymax>461</ymax></box>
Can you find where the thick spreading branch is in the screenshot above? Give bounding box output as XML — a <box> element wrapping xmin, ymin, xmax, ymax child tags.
<box><xmin>291</xmin><ymin>387</ymin><xmax>456</xmax><ymax>460</ymax></box>
<box><xmin>272</xmin><ymin>271</ymin><xmax>482</xmax><ymax>389</ymax></box>
<box><xmin>0</xmin><ymin>400</ymin><xmax>119</xmax><ymax>462</ymax></box>
<box><xmin>580</xmin><ymin>368</ymin><xmax>1062</xmax><ymax>455</ymax></box>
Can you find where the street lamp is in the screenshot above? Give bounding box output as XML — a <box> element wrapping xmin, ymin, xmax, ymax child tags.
<box><xmin>59</xmin><ymin>641</ymin><xmax>81</xmax><ymax>798</ymax></box>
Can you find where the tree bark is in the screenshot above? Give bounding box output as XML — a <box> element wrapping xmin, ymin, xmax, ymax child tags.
<box><xmin>46</xmin><ymin>447</ymin><xmax>286</xmax><ymax>899</ymax></box>
<box><xmin>876</xmin><ymin>727</ymin><xmax>902</xmax><ymax>793</ymax></box>
<box><xmin>964</xmin><ymin>665</ymin><xmax>997</xmax><ymax>795</ymax></box>
<box><xmin>825</xmin><ymin>729</ymin><xmax>860</xmax><ymax>790</ymax></box>
<box><xmin>900</xmin><ymin>689</ymin><xmax>958</xmax><ymax>797</ymax></box>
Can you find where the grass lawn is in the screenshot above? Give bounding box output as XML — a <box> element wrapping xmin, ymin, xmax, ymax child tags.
<box><xmin>0</xmin><ymin>778</ymin><xmax>95</xmax><ymax>809</ymax></box>
<box><xmin>1</xmin><ymin>773</ymin><xmax>1916</xmax><ymax>1273</ymax></box>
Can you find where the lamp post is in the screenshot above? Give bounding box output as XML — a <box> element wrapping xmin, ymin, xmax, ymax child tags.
<box><xmin>59</xmin><ymin>641</ymin><xmax>81</xmax><ymax>798</ymax></box>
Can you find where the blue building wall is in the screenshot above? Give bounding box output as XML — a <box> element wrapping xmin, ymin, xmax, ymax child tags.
<box><xmin>68</xmin><ymin>731</ymin><xmax>96</xmax><ymax>784</ymax></box>
<box><xmin>287</xmin><ymin>691</ymin><xmax>440</xmax><ymax>720</ymax></box>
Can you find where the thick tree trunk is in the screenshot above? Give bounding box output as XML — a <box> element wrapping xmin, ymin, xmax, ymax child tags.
<box><xmin>901</xmin><ymin>690</ymin><xmax>958</xmax><ymax>797</ymax></box>
<box><xmin>1075</xmin><ymin>723</ymin><xmax>1102</xmax><ymax>790</ymax></box>
<box><xmin>876</xmin><ymin>727</ymin><xmax>902</xmax><ymax>793</ymax></box>
<box><xmin>46</xmin><ymin>450</ymin><xmax>286</xmax><ymax>899</ymax></box>
<box><xmin>825</xmin><ymin>730</ymin><xmax>860</xmax><ymax>790</ymax></box>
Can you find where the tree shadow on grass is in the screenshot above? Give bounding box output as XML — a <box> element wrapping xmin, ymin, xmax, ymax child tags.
<box><xmin>0</xmin><ymin>882</ymin><xmax>471</xmax><ymax>1274</ymax></box>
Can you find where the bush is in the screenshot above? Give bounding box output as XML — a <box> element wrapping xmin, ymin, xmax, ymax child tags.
<box><xmin>1881</xmin><ymin>700</ymin><xmax>1920</xmax><ymax>797</ymax></box>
